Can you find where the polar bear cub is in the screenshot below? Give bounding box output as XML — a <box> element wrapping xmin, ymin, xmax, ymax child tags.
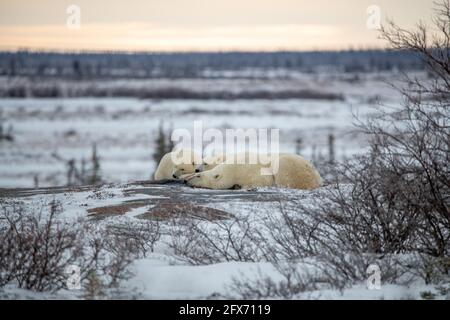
<box><xmin>195</xmin><ymin>153</ymin><xmax>226</xmax><ymax>172</ymax></box>
<box><xmin>154</xmin><ymin>149</ymin><xmax>201</xmax><ymax>180</ymax></box>
<box><xmin>187</xmin><ymin>153</ymin><xmax>322</xmax><ymax>190</ymax></box>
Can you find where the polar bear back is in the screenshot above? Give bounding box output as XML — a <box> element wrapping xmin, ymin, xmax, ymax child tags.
<box><xmin>153</xmin><ymin>152</ymin><xmax>175</xmax><ymax>180</ymax></box>
<box><xmin>186</xmin><ymin>152</ymin><xmax>322</xmax><ymax>190</ymax></box>
<box><xmin>273</xmin><ymin>154</ymin><xmax>322</xmax><ymax>189</ymax></box>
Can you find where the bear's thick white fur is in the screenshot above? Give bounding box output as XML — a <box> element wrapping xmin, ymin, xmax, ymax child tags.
<box><xmin>196</xmin><ymin>153</ymin><xmax>226</xmax><ymax>172</ymax></box>
<box><xmin>197</xmin><ymin>152</ymin><xmax>289</xmax><ymax>172</ymax></box>
<box><xmin>187</xmin><ymin>162</ymin><xmax>274</xmax><ymax>189</ymax></box>
<box><xmin>187</xmin><ymin>153</ymin><xmax>322</xmax><ymax>190</ymax></box>
<box><xmin>274</xmin><ymin>154</ymin><xmax>322</xmax><ymax>189</ymax></box>
<box><xmin>154</xmin><ymin>149</ymin><xmax>201</xmax><ymax>180</ymax></box>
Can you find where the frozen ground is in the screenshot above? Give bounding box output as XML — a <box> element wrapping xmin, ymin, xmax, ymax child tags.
<box><xmin>1</xmin><ymin>66</ymin><xmax>445</xmax><ymax>301</ymax></box>
<box><xmin>0</xmin><ymin>71</ymin><xmax>415</xmax><ymax>188</ymax></box>
<box><xmin>0</xmin><ymin>182</ymin><xmax>441</xmax><ymax>300</ymax></box>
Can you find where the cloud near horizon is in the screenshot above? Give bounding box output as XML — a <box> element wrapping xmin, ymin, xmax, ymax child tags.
<box><xmin>0</xmin><ymin>0</ymin><xmax>435</xmax><ymax>52</ymax></box>
<box><xmin>0</xmin><ymin>23</ymin><xmax>387</xmax><ymax>52</ymax></box>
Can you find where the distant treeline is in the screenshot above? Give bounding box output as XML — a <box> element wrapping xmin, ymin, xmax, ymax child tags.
<box><xmin>0</xmin><ymin>50</ymin><xmax>424</xmax><ymax>79</ymax></box>
<box><xmin>0</xmin><ymin>84</ymin><xmax>344</xmax><ymax>100</ymax></box>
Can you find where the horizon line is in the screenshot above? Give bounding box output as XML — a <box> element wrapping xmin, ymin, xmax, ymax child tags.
<box><xmin>0</xmin><ymin>46</ymin><xmax>393</xmax><ymax>55</ymax></box>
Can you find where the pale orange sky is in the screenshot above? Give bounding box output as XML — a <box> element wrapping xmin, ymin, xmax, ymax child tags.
<box><xmin>0</xmin><ymin>0</ymin><xmax>436</xmax><ymax>52</ymax></box>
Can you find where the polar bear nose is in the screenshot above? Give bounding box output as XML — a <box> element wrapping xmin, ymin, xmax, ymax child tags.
<box><xmin>173</xmin><ymin>174</ymin><xmax>177</xmax><ymax>179</ymax></box>
<box><xmin>195</xmin><ymin>169</ymin><xmax>200</xmax><ymax>173</ymax></box>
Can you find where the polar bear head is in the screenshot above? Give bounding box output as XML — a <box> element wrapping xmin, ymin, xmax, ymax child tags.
<box><xmin>195</xmin><ymin>153</ymin><xmax>225</xmax><ymax>172</ymax></box>
<box><xmin>186</xmin><ymin>164</ymin><xmax>235</xmax><ymax>189</ymax></box>
<box><xmin>171</xmin><ymin>149</ymin><xmax>202</xmax><ymax>179</ymax></box>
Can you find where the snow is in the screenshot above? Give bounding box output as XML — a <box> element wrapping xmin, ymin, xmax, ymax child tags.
<box><xmin>127</xmin><ymin>258</ymin><xmax>437</xmax><ymax>300</ymax></box>
<box><xmin>127</xmin><ymin>259</ymin><xmax>276</xmax><ymax>299</ymax></box>
<box><xmin>0</xmin><ymin>182</ymin><xmax>443</xmax><ymax>300</ymax></box>
<box><xmin>1</xmin><ymin>70</ymin><xmax>444</xmax><ymax>300</ymax></box>
<box><xmin>0</xmin><ymin>71</ymin><xmax>410</xmax><ymax>188</ymax></box>
<box><xmin>1</xmin><ymin>184</ymin><xmax>156</xmax><ymax>220</ymax></box>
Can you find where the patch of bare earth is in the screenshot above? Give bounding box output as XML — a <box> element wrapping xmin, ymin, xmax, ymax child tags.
<box><xmin>137</xmin><ymin>203</ymin><xmax>232</xmax><ymax>221</ymax></box>
<box><xmin>87</xmin><ymin>202</ymin><xmax>232</xmax><ymax>221</ymax></box>
<box><xmin>87</xmin><ymin>203</ymin><xmax>144</xmax><ymax>220</ymax></box>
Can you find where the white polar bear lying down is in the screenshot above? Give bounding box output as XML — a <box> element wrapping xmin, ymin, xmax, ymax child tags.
<box><xmin>196</xmin><ymin>152</ymin><xmax>289</xmax><ymax>172</ymax></box>
<box><xmin>187</xmin><ymin>153</ymin><xmax>322</xmax><ymax>190</ymax></box>
<box><xmin>272</xmin><ymin>153</ymin><xmax>322</xmax><ymax>189</ymax></box>
<box><xmin>154</xmin><ymin>149</ymin><xmax>201</xmax><ymax>180</ymax></box>
<box><xmin>195</xmin><ymin>153</ymin><xmax>226</xmax><ymax>172</ymax></box>
<box><xmin>188</xmin><ymin>162</ymin><xmax>274</xmax><ymax>189</ymax></box>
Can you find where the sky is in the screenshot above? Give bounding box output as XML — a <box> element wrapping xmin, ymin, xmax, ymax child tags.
<box><xmin>0</xmin><ymin>0</ymin><xmax>437</xmax><ymax>52</ymax></box>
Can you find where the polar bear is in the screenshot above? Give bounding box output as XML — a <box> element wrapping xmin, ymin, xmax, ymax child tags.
<box><xmin>154</xmin><ymin>149</ymin><xmax>201</xmax><ymax>180</ymax></box>
<box><xmin>273</xmin><ymin>154</ymin><xmax>322</xmax><ymax>189</ymax></box>
<box><xmin>196</xmin><ymin>152</ymin><xmax>290</xmax><ymax>172</ymax></box>
<box><xmin>196</xmin><ymin>152</ymin><xmax>276</xmax><ymax>172</ymax></box>
<box><xmin>186</xmin><ymin>153</ymin><xmax>322</xmax><ymax>190</ymax></box>
<box><xmin>195</xmin><ymin>153</ymin><xmax>226</xmax><ymax>172</ymax></box>
<box><xmin>187</xmin><ymin>162</ymin><xmax>274</xmax><ymax>189</ymax></box>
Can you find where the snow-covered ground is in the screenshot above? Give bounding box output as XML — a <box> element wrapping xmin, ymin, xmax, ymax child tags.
<box><xmin>2</xmin><ymin>70</ymin><xmax>445</xmax><ymax>300</ymax></box>
<box><xmin>0</xmin><ymin>183</ymin><xmax>442</xmax><ymax>300</ymax></box>
<box><xmin>0</xmin><ymin>71</ymin><xmax>413</xmax><ymax>188</ymax></box>
<box><xmin>126</xmin><ymin>259</ymin><xmax>435</xmax><ymax>300</ymax></box>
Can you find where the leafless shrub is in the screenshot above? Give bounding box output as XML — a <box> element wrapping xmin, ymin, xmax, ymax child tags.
<box><xmin>380</xmin><ymin>0</ymin><xmax>450</xmax><ymax>97</ymax></box>
<box><xmin>0</xmin><ymin>110</ymin><xmax>14</xmax><ymax>142</ymax></box>
<box><xmin>310</xmin><ymin>251</ymin><xmax>412</xmax><ymax>291</ymax></box>
<box><xmin>153</xmin><ymin>121</ymin><xmax>174</xmax><ymax>167</ymax></box>
<box><xmin>256</xmin><ymin>140</ymin><xmax>447</xmax><ymax>287</ymax></box>
<box><xmin>256</xmin><ymin>195</ymin><xmax>414</xmax><ymax>290</ymax></box>
<box><xmin>79</xmin><ymin>229</ymin><xmax>137</xmax><ymax>300</ymax></box>
<box><xmin>227</xmin><ymin>262</ymin><xmax>320</xmax><ymax>299</ymax></box>
<box><xmin>103</xmin><ymin>218</ymin><xmax>161</xmax><ymax>258</ymax></box>
<box><xmin>256</xmin><ymin>201</ymin><xmax>318</xmax><ymax>262</ymax></box>
<box><xmin>395</xmin><ymin>252</ymin><xmax>450</xmax><ymax>285</ymax></box>
<box><xmin>84</xmin><ymin>231</ymin><xmax>134</xmax><ymax>290</ymax></box>
<box><xmin>83</xmin><ymin>270</ymin><xmax>107</xmax><ymax>300</ymax></box>
<box><xmin>252</xmin><ymin>0</ymin><xmax>450</xmax><ymax>289</ymax></box>
<box><xmin>52</xmin><ymin>143</ymin><xmax>102</xmax><ymax>186</ymax></box>
<box><xmin>0</xmin><ymin>201</ymin><xmax>135</xmax><ymax>293</ymax></box>
<box><xmin>362</xmin><ymin>0</ymin><xmax>450</xmax><ymax>279</ymax></box>
<box><xmin>167</xmin><ymin>213</ymin><xmax>265</xmax><ymax>265</ymax></box>
<box><xmin>0</xmin><ymin>201</ymin><xmax>84</xmax><ymax>291</ymax></box>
